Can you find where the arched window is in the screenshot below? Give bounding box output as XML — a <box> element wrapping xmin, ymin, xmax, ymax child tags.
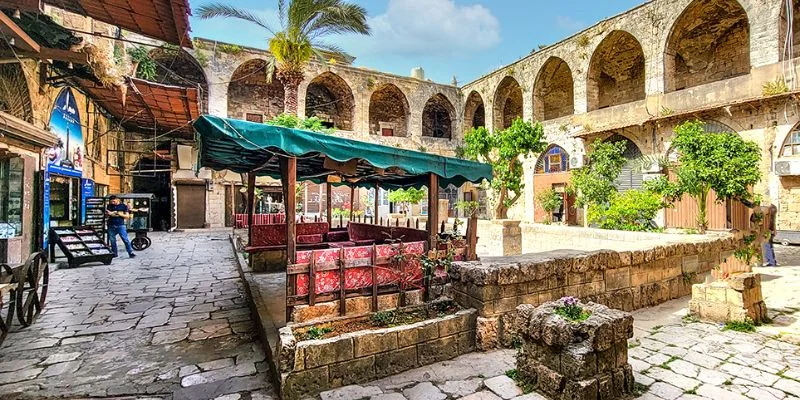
<box><xmin>369</xmin><ymin>84</ymin><xmax>410</xmax><ymax>137</ymax></box>
<box><xmin>781</xmin><ymin>125</ymin><xmax>800</xmax><ymax>157</ymax></box>
<box><xmin>535</xmin><ymin>146</ymin><xmax>570</xmax><ymax>174</ymax></box>
<box><xmin>305</xmin><ymin>72</ymin><xmax>355</xmax><ymax>131</ymax></box>
<box><xmin>493</xmin><ymin>76</ymin><xmax>523</xmax><ymax>129</ymax></box>
<box><xmin>422</xmin><ymin>94</ymin><xmax>455</xmax><ymax>139</ymax></box>
<box><xmin>606</xmin><ymin>134</ymin><xmax>643</xmax><ymax>191</ymax></box>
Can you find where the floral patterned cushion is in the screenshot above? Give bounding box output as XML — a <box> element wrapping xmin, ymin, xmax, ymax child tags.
<box><xmin>297</xmin><ymin>234</ymin><xmax>323</xmax><ymax>244</ymax></box>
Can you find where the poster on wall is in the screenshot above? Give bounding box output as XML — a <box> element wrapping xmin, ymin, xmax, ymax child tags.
<box><xmin>46</xmin><ymin>88</ymin><xmax>84</xmax><ymax>178</ymax></box>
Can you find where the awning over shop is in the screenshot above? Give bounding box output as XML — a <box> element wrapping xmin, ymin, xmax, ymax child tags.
<box><xmin>0</xmin><ymin>111</ymin><xmax>59</xmax><ymax>149</ymax></box>
<box><xmin>76</xmin><ymin>77</ymin><xmax>199</xmax><ymax>136</ymax></box>
<box><xmin>3</xmin><ymin>0</ymin><xmax>192</xmax><ymax>47</ymax></box>
<box><xmin>193</xmin><ymin>115</ymin><xmax>494</xmax><ymax>189</ymax></box>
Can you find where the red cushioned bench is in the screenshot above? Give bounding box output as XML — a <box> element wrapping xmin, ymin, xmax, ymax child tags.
<box><xmin>244</xmin><ymin>222</ymin><xmax>332</xmax><ymax>252</ymax></box>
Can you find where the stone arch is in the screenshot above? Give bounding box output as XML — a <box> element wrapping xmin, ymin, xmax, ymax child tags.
<box><xmin>304</xmin><ymin>72</ymin><xmax>355</xmax><ymax>131</ymax></box>
<box><xmin>665</xmin><ymin>0</ymin><xmax>750</xmax><ymax>92</ymax></box>
<box><xmin>493</xmin><ymin>76</ymin><xmax>523</xmax><ymax>130</ymax></box>
<box><xmin>422</xmin><ymin>93</ymin><xmax>456</xmax><ymax>139</ymax></box>
<box><xmin>780</xmin><ymin>0</ymin><xmax>800</xmax><ymax>60</ymax></box>
<box><xmin>227</xmin><ymin>59</ymin><xmax>285</xmax><ymax>122</ymax></box>
<box><xmin>533</xmin><ymin>57</ymin><xmax>574</xmax><ymax>121</ymax></box>
<box><xmin>368</xmin><ymin>83</ymin><xmax>409</xmax><ymax>137</ymax></box>
<box><xmin>605</xmin><ymin>134</ymin><xmax>643</xmax><ymax>191</ymax></box>
<box><xmin>463</xmin><ymin>90</ymin><xmax>485</xmax><ymax>132</ymax></box>
<box><xmin>534</xmin><ymin>145</ymin><xmax>571</xmax><ymax>174</ymax></box>
<box><xmin>0</xmin><ymin>63</ymin><xmax>33</xmax><ymax>123</ymax></box>
<box><xmin>587</xmin><ymin>31</ymin><xmax>645</xmax><ymax>111</ymax></box>
<box><xmin>148</xmin><ymin>48</ymin><xmax>209</xmax><ymax>113</ymax></box>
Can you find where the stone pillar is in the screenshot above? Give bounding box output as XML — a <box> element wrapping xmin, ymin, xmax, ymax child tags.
<box><xmin>480</xmin><ymin>220</ymin><xmax>522</xmax><ymax>257</ymax></box>
<box><xmin>514</xmin><ymin>300</ymin><xmax>635</xmax><ymax>400</ymax></box>
<box><xmin>689</xmin><ymin>272</ymin><xmax>767</xmax><ymax>324</ymax></box>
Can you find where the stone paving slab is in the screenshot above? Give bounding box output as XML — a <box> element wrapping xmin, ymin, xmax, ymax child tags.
<box><xmin>0</xmin><ymin>230</ymin><xmax>277</xmax><ymax>400</ymax></box>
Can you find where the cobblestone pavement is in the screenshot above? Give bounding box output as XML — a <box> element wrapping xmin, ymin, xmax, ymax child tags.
<box><xmin>319</xmin><ymin>245</ymin><xmax>800</xmax><ymax>400</ymax></box>
<box><xmin>0</xmin><ymin>230</ymin><xmax>276</xmax><ymax>400</ymax></box>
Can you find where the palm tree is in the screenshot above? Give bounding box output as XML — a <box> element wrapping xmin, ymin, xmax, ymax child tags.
<box><xmin>196</xmin><ymin>1</ymin><xmax>370</xmax><ymax>115</ymax></box>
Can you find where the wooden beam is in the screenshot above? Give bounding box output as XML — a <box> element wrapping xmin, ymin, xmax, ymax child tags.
<box><xmin>326</xmin><ymin>182</ymin><xmax>332</xmax><ymax>227</ymax></box>
<box><xmin>0</xmin><ymin>11</ymin><xmax>40</xmax><ymax>53</ymax></box>
<box><xmin>349</xmin><ymin>186</ymin><xmax>356</xmax><ymax>221</ymax></box>
<box><xmin>281</xmin><ymin>157</ymin><xmax>298</xmax><ymax>264</ymax></box>
<box><xmin>428</xmin><ymin>173</ymin><xmax>439</xmax><ymax>252</ymax></box>
<box><xmin>374</xmin><ymin>183</ymin><xmax>380</xmax><ymax>225</ymax></box>
<box><xmin>246</xmin><ymin>172</ymin><xmax>256</xmax><ymax>243</ymax></box>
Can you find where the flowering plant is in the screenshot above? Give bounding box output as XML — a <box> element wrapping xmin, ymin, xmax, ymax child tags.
<box><xmin>554</xmin><ymin>296</ymin><xmax>591</xmax><ymax>322</ymax></box>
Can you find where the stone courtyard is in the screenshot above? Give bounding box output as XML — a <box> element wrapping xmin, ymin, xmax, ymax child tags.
<box><xmin>1</xmin><ymin>232</ymin><xmax>800</xmax><ymax>400</ymax></box>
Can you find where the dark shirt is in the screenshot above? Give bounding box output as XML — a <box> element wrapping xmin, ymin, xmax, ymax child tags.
<box><xmin>106</xmin><ymin>203</ymin><xmax>129</xmax><ymax>227</ymax></box>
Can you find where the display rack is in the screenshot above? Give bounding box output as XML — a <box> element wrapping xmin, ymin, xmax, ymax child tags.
<box><xmin>49</xmin><ymin>226</ymin><xmax>114</xmax><ymax>268</ymax></box>
<box><xmin>84</xmin><ymin>197</ymin><xmax>107</xmax><ymax>239</ymax></box>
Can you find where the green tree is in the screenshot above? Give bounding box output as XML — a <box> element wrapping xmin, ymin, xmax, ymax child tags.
<box><xmin>463</xmin><ymin>118</ymin><xmax>547</xmax><ymax>219</ymax></box>
<box><xmin>587</xmin><ymin>189</ymin><xmax>664</xmax><ymax>231</ymax></box>
<box><xmin>197</xmin><ymin>0</ymin><xmax>370</xmax><ymax>115</ymax></box>
<box><xmin>388</xmin><ymin>188</ymin><xmax>426</xmax><ymax>215</ymax></box>
<box><xmin>266</xmin><ymin>113</ymin><xmax>332</xmax><ymax>133</ymax></box>
<box><xmin>570</xmin><ymin>140</ymin><xmax>627</xmax><ymax>207</ymax></box>
<box><xmin>536</xmin><ymin>188</ymin><xmax>562</xmax><ymax>224</ymax></box>
<box><xmin>660</xmin><ymin>120</ymin><xmax>762</xmax><ymax>233</ymax></box>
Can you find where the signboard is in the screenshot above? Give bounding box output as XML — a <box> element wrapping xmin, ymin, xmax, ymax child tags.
<box><xmin>42</xmin><ymin>170</ymin><xmax>50</xmax><ymax>249</ymax></box>
<box><xmin>46</xmin><ymin>88</ymin><xmax>84</xmax><ymax>178</ymax></box>
<box><xmin>81</xmin><ymin>179</ymin><xmax>94</xmax><ymax>224</ymax></box>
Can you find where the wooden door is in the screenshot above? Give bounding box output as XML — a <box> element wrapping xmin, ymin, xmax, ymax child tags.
<box><xmin>176</xmin><ymin>184</ymin><xmax>206</xmax><ymax>229</ymax></box>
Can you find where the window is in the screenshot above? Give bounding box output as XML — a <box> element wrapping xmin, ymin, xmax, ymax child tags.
<box><xmin>246</xmin><ymin>113</ymin><xmax>264</xmax><ymax>123</ymax></box>
<box><xmin>781</xmin><ymin>127</ymin><xmax>800</xmax><ymax>157</ymax></box>
<box><xmin>535</xmin><ymin>146</ymin><xmax>570</xmax><ymax>174</ymax></box>
<box><xmin>0</xmin><ymin>157</ymin><xmax>23</xmax><ymax>237</ymax></box>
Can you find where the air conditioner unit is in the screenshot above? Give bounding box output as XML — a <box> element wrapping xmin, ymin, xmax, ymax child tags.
<box><xmin>570</xmin><ymin>155</ymin><xmax>586</xmax><ymax>169</ymax></box>
<box><xmin>775</xmin><ymin>160</ymin><xmax>800</xmax><ymax>176</ymax></box>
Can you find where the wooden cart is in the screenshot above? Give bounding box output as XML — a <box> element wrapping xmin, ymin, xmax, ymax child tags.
<box><xmin>0</xmin><ymin>252</ymin><xmax>49</xmax><ymax>345</ymax></box>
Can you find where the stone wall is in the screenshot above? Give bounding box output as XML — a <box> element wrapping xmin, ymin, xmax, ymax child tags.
<box><xmin>450</xmin><ymin>232</ymin><xmax>745</xmax><ymax>349</ymax></box>
<box><xmin>276</xmin><ymin>308</ymin><xmax>477</xmax><ymax>399</ymax></box>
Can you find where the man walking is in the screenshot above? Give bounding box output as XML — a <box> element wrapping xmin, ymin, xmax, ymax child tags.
<box><xmin>763</xmin><ymin>203</ymin><xmax>778</xmax><ymax>267</ymax></box>
<box><xmin>106</xmin><ymin>195</ymin><xmax>136</xmax><ymax>258</ymax></box>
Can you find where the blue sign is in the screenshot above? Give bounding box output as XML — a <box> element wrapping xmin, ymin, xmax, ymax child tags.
<box><xmin>81</xmin><ymin>179</ymin><xmax>94</xmax><ymax>224</ymax></box>
<box><xmin>46</xmin><ymin>88</ymin><xmax>84</xmax><ymax>178</ymax></box>
<box><xmin>42</xmin><ymin>171</ymin><xmax>50</xmax><ymax>249</ymax></box>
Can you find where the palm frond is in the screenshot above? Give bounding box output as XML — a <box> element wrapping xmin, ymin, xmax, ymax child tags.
<box><xmin>277</xmin><ymin>0</ymin><xmax>287</xmax><ymax>29</ymax></box>
<box><xmin>195</xmin><ymin>3</ymin><xmax>276</xmax><ymax>34</ymax></box>
<box><xmin>311</xmin><ymin>42</ymin><xmax>351</xmax><ymax>61</ymax></box>
<box><xmin>306</xmin><ymin>3</ymin><xmax>370</xmax><ymax>37</ymax></box>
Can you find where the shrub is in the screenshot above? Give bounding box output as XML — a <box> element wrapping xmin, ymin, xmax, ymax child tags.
<box><xmin>536</xmin><ymin>188</ymin><xmax>563</xmax><ymax>223</ymax></box>
<box><xmin>129</xmin><ymin>46</ymin><xmax>156</xmax><ymax>80</ymax></box>
<box><xmin>554</xmin><ymin>296</ymin><xmax>591</xmax><ymax>322</ymax></box>
<box><xmin>587</xmin><ymin>189</ymin><xmax>663</xmax><ymax>232</ymax></box>
<box><xmin>723</xmin><ymin>319</ymin><xmax>756</xmax><ymax>333</ymax></box>
<box><xmin>304</xmin><ymin>326</ymin><xmax>333</xmax><ymax>340</ymax></box>
<box><xmin>266</xmin><ymin>113</ymin><xmax>332</xmax><ymax>133</ymax></box>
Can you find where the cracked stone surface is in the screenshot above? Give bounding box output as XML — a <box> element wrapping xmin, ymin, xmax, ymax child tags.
<box><xmin>0</xmin><ymin>230</ymin><xmax>276</xmax><ymax>399</ymax></box>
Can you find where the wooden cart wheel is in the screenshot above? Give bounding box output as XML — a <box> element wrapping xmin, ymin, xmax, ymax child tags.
<box><xmin>15</xmin><ymin>252</ymin><xmax>49</xmax><ymax>327</ymax></box>
<box><xmin>0</xmin><ymin>281</ymin><xmax>15</xmax><ymax>346</ymax></box>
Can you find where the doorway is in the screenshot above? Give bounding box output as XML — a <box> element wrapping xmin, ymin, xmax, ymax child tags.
<box><xmin>176</xmin><ymin>184</ymin><xmax>206</xmax><ymax>229</ymax></box>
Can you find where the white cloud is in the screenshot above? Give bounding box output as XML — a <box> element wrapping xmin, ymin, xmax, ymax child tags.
<box><xmin>354</xmin><ymin>0</ymin><xmax>501</xmax><ymax>57</ymax></box>
<box><xmin>555</xmin><ymin>15</ymin><xmax>585</xmax><ymax>32</ymax></box>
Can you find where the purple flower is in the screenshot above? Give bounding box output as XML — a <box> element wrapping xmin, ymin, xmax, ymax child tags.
<box><xmin>561</xmin><ymin>296</ymin><xmax>579</xmax><ymax>307</ymax></box>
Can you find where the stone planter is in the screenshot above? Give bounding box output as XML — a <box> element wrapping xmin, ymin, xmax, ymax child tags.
<box><xmin>514</xmin><ymin>299</ymin><xmax>634</xmax><ymax>400</ymax></box>
<box><xmin>276</xmin><ymin>307</ymin><xmax>478</xmax><ymax>400</ymax></box>
<box><xmin>689</xmin><ymin>272</ymin><xmax>767</xmax><ymax>324</ymax></box>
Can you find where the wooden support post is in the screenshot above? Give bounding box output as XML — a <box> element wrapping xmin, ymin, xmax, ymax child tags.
<box><xmin>467</xmin><ymin>215</ymin><xmax>478</xmax><ymax>261</ymax></box>
<box><xmin>339</xmin><ymin>247</ymin><xmax>346</xmax><ymax>316</ymax></box>
<box><xmin>280</xmin><ymin>157</ymin><xmax>297</xmax><ymax>264</ymax></box>
<box><xmin>371</xmin><ymin>244</ymin><xmax>378</xmax><ymax>311</ymax></box>
<box><xmin>374</xmin><ymin>183</ymin><xmax>380</xmax><ymax>225</ymax></box>
<box><xmin>326</xmin><ymin>182</ymin><xmax>332</xmax><ymax>227</ymax></box>
<box><xmin>428</xmin><ymin>173</ymin><xmax>440</xmax><ymax>253</ymax></box>
<box><xmin>349</xmin><ymin>185</ymin><xmax>355</xmax><ymax>221</ymax></box>
<box><xmin>246</xmin><ymin>172</ymin><xmax>256</xmax><ymax>243</ymax></box>
<box><xmin>308</xmin><ymin>254</ymin><xmax>316</xmax><ymax>306</ymax></box>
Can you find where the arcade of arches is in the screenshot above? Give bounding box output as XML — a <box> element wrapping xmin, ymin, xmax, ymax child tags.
<box><xmin>587</xmin><ymin>31</ymin><xmax>645</xmax><ymax>111</ymax></box>
<box><xmin>368</xmin><ymin>84</ymin><xmax>409</xmax><ymax>137</ymax></box>
<box><xmin>227</xmin><ymin>59</ymin><xmax>285</xmax><ymax>122</ymax></box>
<box><xmin>422</xmin><ymin>94</ymin><xmax>455</xmax><ymax>139</ymax></box>
<box><xmin>494</xmin><ymin>76</ymin><xmax>523</xmax><ymax>130</ymax></box>
<box><xmin>533</xmin><ymin>57</ymin><xmax>574</xmax><ymax>121</ymax></box>
<box><xmin>665</xmin><ymin>0</ymin><xmax>750</xmax><ymax>92</ymax></box>
<box><xmin>0</xmin><ymin>64</ymin><xmax>33</xmax><ymax>122</ymax></box>
<box><xmin>304</xmin><ymin>72</ymin><xmax>355</xmax><ymax>131</ymax></box>
<box><xmin>149</xmin><ymin>48</ymin><xmax>209</xmax><ymax>113</ymax></box>
<box><xmin>464</xmin><ymin>91</ymin><xmax>485</xmax><ymax>131</ymax></box>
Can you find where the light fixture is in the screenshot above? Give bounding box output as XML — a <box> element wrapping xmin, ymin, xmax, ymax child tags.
<box><xmin>68</xmin><ymin>62</ymin><xmax>73</xmax><ymax>69</ymax></box>
<box><xmin>13</xmin><ymin>9</ymin><xmax>21</xmax><ymax>19</ymax></box>
<box><xmin>8</xmin><ymin>38</ymin><xmax>14</xmax><ymax>47</ymax></box>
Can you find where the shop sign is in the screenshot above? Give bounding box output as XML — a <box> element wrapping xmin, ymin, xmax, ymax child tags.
<box><xmin>46</xmin><ymin>88</ymin><xmax>84</xmax><ymax>178</ymax></box>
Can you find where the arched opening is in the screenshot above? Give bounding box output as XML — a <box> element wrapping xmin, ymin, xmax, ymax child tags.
<box><xmin>368</xmin><ymin>84</ymin><xmax>409</xmax><ymax>137</ymax></box>
<box><xmin>534</xmin><ymin>145</ymin><xmax>571</xmax><ymax>174</ymax></box>
<box><xmin>533</xmin><ymin>57</ymin><xmax>574</xmax><ymax>121</ymax></box>
<box><xmin>587</xmin><ymin>31</ymin><xmax>645</xmax><ymax>111</ymax></box>
<box><xmin>781</xmin><ymin>123</ymin><xmax>800</xmax><ymax>157</ymax></box>
<box><xmin>605</xmin><ymin>134</ymin><xmax>643</xmax><ymax>191</ymax></box>
<box><xmin>0</xmin><ymin>64</ymin><xmax>33</xmax><ymax>122</ymax></box>
<box><xmin>422</xmin><ymin>93</ymin><xmax>455</xmax><ymax>139</ymax></box>
<box><xmin>780</xmin><ymin>0</ymin><xmax>800</xmax><ymax>60</ymax></box>
<box><xmin>463</xmin><ymin>91</ymin><xmax>485</xmax><ymax>133</ymax></box>
<box><xmin>493</xmin><ymin>76</ymin><xmax>523</xmax><ymax>130</ymax></box>
<box><xmin>665</xmin><ymin>0</ymin><xmax>750</xmax><ymax>92</ymax></box>
<box><xmin>227</xmin><ymin>59</ymin><xmax>285</xmax><ymax>122</ymax></box>
<box><xmin>149</xmin><ymin>48</ymin><xmax>209</xmax><ymax>113</ymax></box>
<box><xmin>304</xmin><ymin>72</ymin><xmax>355</xmax><ymax>131</ymax></box>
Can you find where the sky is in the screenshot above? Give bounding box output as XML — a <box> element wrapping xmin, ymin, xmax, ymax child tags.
<box><xmin>189</xmin><ymin>0</ymin><xmax>645</xmax><ymax>85</ymax></box>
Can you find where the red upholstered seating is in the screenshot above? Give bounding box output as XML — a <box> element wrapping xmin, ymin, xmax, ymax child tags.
<box><xmin>325</xmin><ymin>230</ymin><xmax>349</xmax><ymax>242</ymax></box>
<box><xmin>245</xmin><ymin>222</ymin><xmax>330</xmax><ymax>251</ymax></box>
<box><xmin>297</xmin><ymin>234</ymin><xmax>324</xmax><ymax>245</ymax></box>
<box><xmin>347</xmin><ymin>223</ymin><xmax>429</xmax><ymax>244</ymax></box>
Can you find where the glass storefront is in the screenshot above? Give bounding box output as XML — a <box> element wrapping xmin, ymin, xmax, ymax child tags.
<box><xmin>48</xmin><ymin>174</ymin><xmax>81</xmax><ymax>227</ymax></box>
<box><xmin>0</xmin><ymin>157</ymin><xmax>24</xmax><ymax>238</ymax></box>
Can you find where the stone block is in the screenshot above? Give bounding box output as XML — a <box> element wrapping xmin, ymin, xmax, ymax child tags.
<box><xmin>418</xmin><ymin>335</ymin><xmax>459</xmax><ymax>365</ymax></box>
<box><xmin>377</xmin><ymin>293</ymin><xmax>400</xmax><ymax>311</ymax></box>
<box><xmin>397</xmin><ymin>320</ymin><xmax>439</xmax><ymax>347</ymax></box>
<box><xmin>281</xmin><ymin>367</ymin><xmax>329</xmax><ymax>400</ymax></box>
<box><xmin>303</xmin><ymin>337</ymin><xmax>354</xmax><ymax>369</ymax></box>
<box><xmin>354</xmin><ymin>331</ymin><xmax>397</xmax><ymax>357</ymax></box>
<box><xmin>328</xmin><ymin>356</ymin><xmax>375</xmax><ymax>387</ymax></box>
<box><xmin>346</xmin><ymin>296</ymin><xmax>372</xmax><ymax>316</ymax></box>
<box><xmin>604</xmin><ymin>268</ymin><xmax>630</xmax><ymax>291</ymax></box>
<box><xmin>476</xmin><ymin>317</ymin><xmax>499</xmax><ymax>351</ymax></box>
<box><xmin>560</xmin><ymin>343</ymin><xmax>598</xmax><ymax>379</ymax></box>
<box><xmin>691</xmin><ymin>284</ymin><xmax>706</xmax><ymax>301</ymax></box>
<box><xmin>458</xmin><ymin>330</ymin><xmax>477</xmax><ymax>354</ymax></box>
<box><xmin>374</xmin><ymin>346</ymin><xmax>417</xmax><ymax>378</ymax></box>
<box><xmin>536</xmin><ymin>365</ymin><xmax>565</xmax><ymax>396</ymax></box>
<box><xmin>438</xmin><ymin>311</ymin><xmax>473</xmax><ymax>337</ymax></box>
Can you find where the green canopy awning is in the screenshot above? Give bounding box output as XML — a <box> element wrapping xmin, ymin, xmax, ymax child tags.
<box><xmin>193</xmin><ymin>115</ymin><xmax>493</xmax><ymax>189</ymax></box>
